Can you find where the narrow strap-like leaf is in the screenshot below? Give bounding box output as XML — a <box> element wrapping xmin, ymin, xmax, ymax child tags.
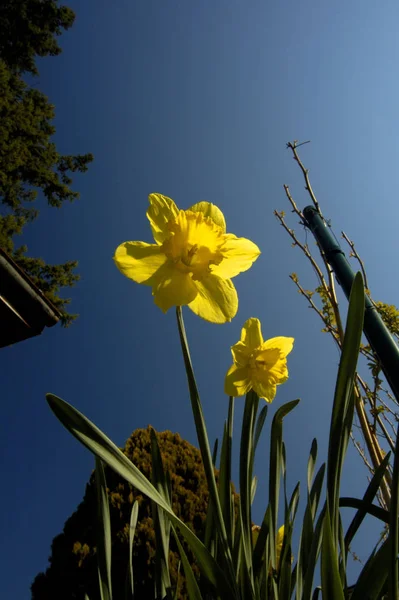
<box><xmin>389</xmin><ymin>418</ymin><xmax>399</xmax><ymax>598</ymax></box>
<box><xmin>326</xmin><ymin>273</ymin><xmax>364</xmax><ymax>546</ymax></box>
<box><xmin>171</xmin><ymin>526</ymin><xmax>203</xmax><ymax>600</ymax></box>
<box><xmin>176</xmin><ymin>308</ymin><xmax>237</xmax><ymax>593</ymax></box>
<box><xmin>150</xmin><ymin>429</ymin><xmax>172</xmax><ymax>597</ymax></box>
<box><xmin>239</xmin><ymin>389</ymin><xmax>259</xmax><ymax>596</ymax></box>
<box><xmin>95</xmin><ymin>458</ymin><xmax>112</xmax><ymax>600</ymax></box>
<box><xmin>269</xmin><ymin>399</ymin><xmax>300</xmax><ymax>571</ymax></box>
<box><xmin>344</xmin><ymin>452</ymin><xmax>390</xmax><ymax>556</ymax></box>
<box><xmin>218</xmin><ymin>397</ymin><xmax>234</xmax><ymax>548</ymax></box>
<box><xmin>254</xmin><ymin>405</ymin><xmax>268</xmax><ymax>453</ymax></box>
<box><xmin>125</xmin><ymin>500</ymin><xmax>138</xmax><ymax>600</ymax></box>
<box><xmin>321</xmin><ymin>502</ymin><xmax>345</xmax><ymax>600</ymax></box>
<box><xmin>349</xmin><ymin>538</ymin><xmax>390</xmax><ymax>600</ymax></box>
<box><xmin>339</xmin><ymin>497</ymin><xmax>389</xmax><ymax>524</ymax></box>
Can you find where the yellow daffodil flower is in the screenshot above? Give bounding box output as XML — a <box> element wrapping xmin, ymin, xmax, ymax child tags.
<box><xmin>275</xmin><ymin>525</ymin><xmax>285</xmax><ymax>569</ymax></box>
<box><xmin>252</xmin><ymin>524</ymin><xmax>289</xmax><ymax>572</ymax></box>
<box><xmin>114</xmin><ymin>194</ymin><xmax>260</xmax><ymax>323</ymax></box>
<box><xmin>225</xmin><ymin>317</ymin><xmax>294</xmax><ymax>401</ymax></box>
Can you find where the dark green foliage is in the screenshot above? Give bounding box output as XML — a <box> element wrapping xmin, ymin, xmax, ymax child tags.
<box><xmin>0</xmin><ymin>1</ymin><xmax>93</xmax><ymax>326</ymax></box>
<box><xmin>31</xmin><ymin>428</ymin><xmax>216</xmax><ymax>600</ymax></box>
<box><xmin>0</xmin><ymin>0</ymin><xmax>75</xmax><ymax>76</ymax></box>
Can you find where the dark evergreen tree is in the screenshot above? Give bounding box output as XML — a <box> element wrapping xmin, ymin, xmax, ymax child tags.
<box><xmin>0</xmin><ymin>0</ymin><xmax>75</xmax><ymax>75</ymax></box>
<box><xmin>0</xmin><ymin>1</ymin><xmax>93</xmax><ymax>326</ymax></box>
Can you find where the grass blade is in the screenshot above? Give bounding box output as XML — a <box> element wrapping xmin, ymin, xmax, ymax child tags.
<box><xmin>150</xmin><ymin>429</ymin><xmax>172</xmax><ymax>598</ymax></box>
<box><xmin>349</xmin><ymin>538</ymin><xmax>390</xmax><ymax>600</ymax></box>
<box><xmin>95</xmin><ymin>458</ymin><xmax>112</xmax><ymax>600</ymax></box>
<box><xmin>252</xmin><ymin>505</ymin><xmax>270</xmax><ymax>578</ymax></box>
<box><xmin>321</xmin><ymin>502</ymin><xmax>344</xmax><ymax>600</ymax></box>
<box><xmin>301</xmin><ymin>505</ymin><xmax>325</xmax><ymax>600</ymax></box>
<box><xmin>254</xmin><ymin>405</ymin><xmax>268</xmax><ymax>453</ymax></box>
<box><xmin>389</xmin><ymin>420</ymin><xmax>399</xmax><ymax>599</ymax></box>
<box><xmin>339</xmin><ymin>497</ymin><xmax>389</xmax><ymax>524</ymax></box>
<box><xmin>344</xmin><ymin>452</ymin><xmax>391</xmax><ymax>556</ymax></box>
<box><xmin>326</xmin><ymin>272</ymin><xmax>365</xmax><ymax>546</ymax></box>
<box><xmin>269</xmin><ymin>399</ymin><xmax>300</xmax><ymax>571</ymax></box>
<box><xmin>307</xmin><ymin>439</ymin><xmax>318</xmax><ymax>493</ymax></box>
<box><xmin>125</xmin><ymin>500</ymin><xmax>139</xmax><ymax>600</ymax></box>
<box><xmin>239</xmin><ymin>389</ymin><xmax>259</xmax><ymax>595</ymax></box>
<box><xmin>296</xmin><ymin>461</ymin><xmax>325</xmax><ymax>600</ymax></box>
<box><xmin>171</xmin><ymin>527</ymin><xmax>203</xmax><ymax>600</ymax></box>
<box><xmin>212</xmin><ymin>438</ymin><xmax>219</xmax><ymax>466</ymax></box>
<box><xmin>279</xmin><ymin>484</ymin><xmax>299</xmax><ymax>599</ymax></box>
<box><xmin>176</xmin><ymin>308</ymin><xmax>237</xmax><ymax>592</ymax></box>
<box><xmin>218</xmin><ymin>397</ymin><xmax>234</xmax><ymax>547</ymax></box>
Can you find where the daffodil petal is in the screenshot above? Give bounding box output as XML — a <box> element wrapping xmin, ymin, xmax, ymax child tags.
<box><xmin>261</xmin><ymin>337</ymin><xmax>294</xmax><ymax>358</ymax></box>
<box><xmin>276</xmin><ymin>525</ymin><xmax>285</xmax><ymax>549</ymax></box>
<box><xmin>252</xmin><ymin>380</ymin><xmax>277</xmax><ymax>403</ymax></box>
<box><xmin>188</xmin><ymin>274</ymin><xmax>238</xmax><ymax>323</ymax></box>
<box><xmin>153</xmin><ymin>268</ymin><xmax>198</xmax><ymax>313</ymax></box>
<box><xmin>212</xmin><ymin>234</ymin><xmax>261</xmax><ymax>279</ymax></box>
<box><xmin>231</xmin><ymin>341</ymin><xmax>251</xmax><ymax>367</ymax></box>
<box><xmin>147</xmin><ymin>193</ymin><xmax>180</xmax><ymax>245</ymax></box>
<box><xmin>114</xmin><ymin>241</ymin><xmax>167</xmax><ymax>284</ymax></box>
<box><xmin>268</xmin><ymin>360</ymin><xmax>289</xmax><ymax>384</ymax></box>
<box><xmin>240</xmin><ymin>317</ymin><xmax>263</xmax><ymax>350</ymax></box>
<box><xmin>224</xmin><ymin>364</ymin><xmax>252</xmax><ymax>396</ymax></box>
<box><xmin>188</xmin><ymin>202</ymin><xmax>226</xmax><ymax>232</ymax></box>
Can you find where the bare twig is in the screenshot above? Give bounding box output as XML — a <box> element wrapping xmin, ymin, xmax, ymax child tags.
<box><xmin>286</xmin><ymin>140</ymin><xmax>324</xmax><ymax>218</ymax></box>
<box><xmin>274</xmin><ymin>208</ymin><xmax>329</xmax><ymax>293</ymax></box>
<box><xmin>283</xmin><ymin>152</ymin><xmax>345</xmax><ymax>343</ymax></box>
<box><xmin>289</xmin><ymin>274</ymin><xmax>341</xmax><ymax>348</ymax></box>
<box><xmin>283</xmin><ymin>184</ymin><xmax>305</xmax><ymax>221</ymax></box>
<box><xmin>279</xmin><ymin>140</ymin><xmax>395</xmax><ymax>510</ymax></box>
<box><xmin>342</xmin><ymin>231</ymin><xmax>370</xmax><ymax>290</ymax></box>
<box><xmin>350</xmin><ymin>431</ymin><xmax>374</xmax><ymax>474</ymax></box>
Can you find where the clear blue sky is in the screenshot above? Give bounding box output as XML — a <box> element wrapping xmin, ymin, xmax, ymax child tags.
<box><xmin>1</xmin><ymin>0</ymin><xmax>399</xmax><ymax>597</ymax></box>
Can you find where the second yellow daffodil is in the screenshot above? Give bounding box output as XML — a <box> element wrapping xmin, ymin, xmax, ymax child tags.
<box><xmin>252</xmin><ymin>524</ymin><xmax>289</xmax><ymax>572</ymax></box>
<box><xmin>225</xmin><ymin>317</ymin><xmax>294</xmax><ymax>402</ymax></box>
<box><xmin>114</xmin><ymin>194</ymin><xmax>260</xmax><ymax>323</ymax></box>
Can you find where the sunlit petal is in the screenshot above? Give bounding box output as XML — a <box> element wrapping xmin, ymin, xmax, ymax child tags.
<box><xmin>240</xmin><ymin>317</ymin><xmax>263</xmax><ymax>350</ymax></box>
<box><xmin>188</xmin><ymin>274</ymin><xmax>238</xmax><ymax>323</ymax></box>
<box><xmin>153</xmin><ymin>268</ymin><xmax>197</xmax><ymax>313</ymax></box>
<box><xmin>268</xmin><ymin>360</ymin><xmax>289</xmax><ymax>384</ymax></box>
<box><xmin>261</xmin><ymin>336</ymin><xmax>294</xmax><ymax>358</ymax></box>
<box><xmin>252</xmin><ymin>379</ymin><xmax>277</xmax><ymax>403</ymax></box>
<box><xmin>113</xmin><ymin>241</ymin><xmax>167</xmax><ymax>284</ymax></box>
<box><xmin>224</xmin><ymin>364</ymin><xmax>252</xmax><ymax>397</ymax></box>
<box><xmin>188</xmin><ymin>201</ymin><xmax>226</xmax><ymax>232</ymax></box>
<box><xmin>231</xmin><ymin>341</ymin><xmax>251</xmax><ymax>367</ymax></box>
<box><xmin>147</xmin><ymin>193</ymin><xmax>179</xmax><ymax>245</ymax></box>
<box><xmin>212</xmin><ymin>234</ymin><xmax>261</xmax><ymax>279</ymax></box>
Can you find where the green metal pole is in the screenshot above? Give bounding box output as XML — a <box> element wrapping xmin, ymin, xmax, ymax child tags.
<box><xmin>303</xmin><ymin>205</ymin><xmax>399</xmax><ymax>401</ymax></box>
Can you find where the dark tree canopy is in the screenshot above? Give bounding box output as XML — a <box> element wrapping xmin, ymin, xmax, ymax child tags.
<box><xmin>31</xmin><ymin>428</ymin><xmax>225</xmax><ymax>600</ymax></box>
<box><xmin>0</xmin><ymin>0</ymin><xmax>93</xmax><ymax>326</ymax></box>
<box><xmin>0</xmin><ymin>0</ymin><xmax>75</xmax><ymax>75</ymax></box>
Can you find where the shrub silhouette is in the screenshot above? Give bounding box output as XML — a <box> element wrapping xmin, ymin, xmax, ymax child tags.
<box><xmin>31</xmin><ymin>427</ymin><xmax>224</xmax><ymax>599</ymax></box>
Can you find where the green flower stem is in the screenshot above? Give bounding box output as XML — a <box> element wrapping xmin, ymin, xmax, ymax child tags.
<box><xmin>175</xmin><ymin>306</ymin><xmax>238</xmax><ymax>596</ymax></box>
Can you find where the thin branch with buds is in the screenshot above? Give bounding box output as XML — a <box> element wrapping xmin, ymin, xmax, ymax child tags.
<box><xmin>277</xmin><ymin>140</ymin><xmax>396</xmax><ymax>510</ymax></box>
<box><xmin>341</xmin><ymin>231</ymin><xmax>370</xmax><ymax>291</ymax></box>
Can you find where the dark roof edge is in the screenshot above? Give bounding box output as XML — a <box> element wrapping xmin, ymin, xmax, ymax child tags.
<box><xmin>0</xmin><ymin>247</ymin><xmax>62</xmax><ymax>327</ymax></box>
